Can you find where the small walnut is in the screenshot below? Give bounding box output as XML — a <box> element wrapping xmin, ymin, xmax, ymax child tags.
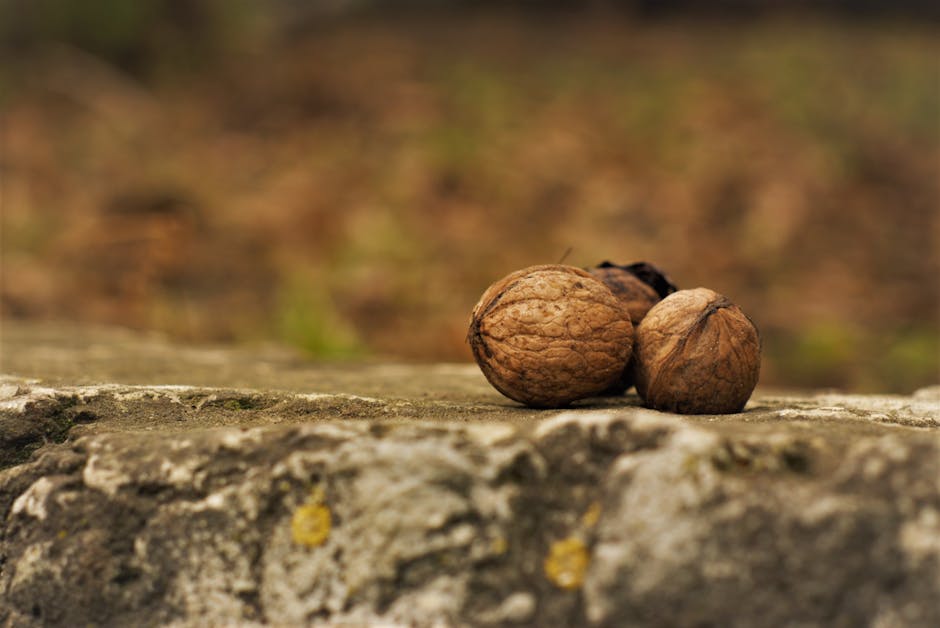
<box><xmin>633</xmin><ymin>288</ymin><xmax>760</xmax><ymax>414</ymax></box>
<box><xmin>589</xmin><ymin>261</ymin><xmax>678</xmax><ymax>393</ymax></box>
<box><xmin>468</xmin><ymin>264</ymin><xmax>634</xmax><ymax>408</ymax></box>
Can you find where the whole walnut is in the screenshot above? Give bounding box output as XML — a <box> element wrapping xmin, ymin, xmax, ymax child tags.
<box><xmin>468</xmin><ymin>264</ymin><xmax>634</xmax><ymax>408</ymax></box>
<box><xmin>589</xmin><ymin>261</ymin><xmax>678</xmax><ymax>393</ymax></box>
<box><xmin>633</xmin><ymin>288</ymin><xmax>760</xmax><ymax>414</ymax></box>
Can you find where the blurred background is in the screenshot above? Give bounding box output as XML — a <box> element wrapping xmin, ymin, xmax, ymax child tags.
<box><xmin>1</xmin><ymin>0</ymin><xmax>937</xmax><ymax>393</ymax></box>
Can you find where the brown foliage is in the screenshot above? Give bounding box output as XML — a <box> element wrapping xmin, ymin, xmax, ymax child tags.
<box><xmin>1</xmin><ymin>13</ymin><xmax>937</xmax><ymax>390</ymax></box>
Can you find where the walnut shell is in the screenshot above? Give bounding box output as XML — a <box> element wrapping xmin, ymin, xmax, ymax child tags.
<box><xmin>588</xmin><ymin>261</ymin><xmax>678</xmax><ymax>393</ymax></box>
<box><xmin>633</xmin><ymin>287</ymin><xmax>761</xmax><ymax>414</ymax></box>
<box><xmin>588</xmin><ymin>261</ymin><xmax>677</xmax><ymax>324</ymax></box>
<box><xmin>468</xmin><ymin>264</ymin><xmax>634</xmax><ymax>408</ymax></box>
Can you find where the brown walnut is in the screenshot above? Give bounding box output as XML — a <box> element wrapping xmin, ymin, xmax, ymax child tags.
<box><xmin>633</xmin><ymin>287</ymin><xmax>760</xmax><ymax>414</ymax></box>
<box><xmin>589</xmin><ymin>261</ymin><xmax>677</xmax><ymax>323</ymax></box>
<box><xmin>468</xmin><ymin>264</ymin><xmax>634</xmax><ymax>408</ymax></box>
<box><xmin>588</xmin><ymin>261</ymin><xmax>678</xmax><ymax>393</ymax></box>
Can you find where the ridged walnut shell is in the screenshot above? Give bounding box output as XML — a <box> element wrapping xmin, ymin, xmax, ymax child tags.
<box><xmin>468</xmin><ymin>264</ymin><xmax>634</xmax><ymax>408</ymax></box>
<box><xmin>634</xmin><ymin>287</ymin><xmax>761</xmax><ymax>414</ymax></box>
<box><xmin>589</xmin><ymin>261</ymin><xmax>678</xmax><ymax>393</ymax></box>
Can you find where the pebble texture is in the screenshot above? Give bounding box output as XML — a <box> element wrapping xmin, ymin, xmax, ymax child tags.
<box><xmin>0</xmin><ymin>323</ymin><xmax>938</xmax><ymax>627</ymax></box>
<box><xmin>468</xmin><ymin>265</ymin><xmax>634</xmax><ymax>408</ymax></box>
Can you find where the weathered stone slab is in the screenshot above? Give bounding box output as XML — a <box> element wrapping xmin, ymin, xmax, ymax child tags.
<box><xmin>0</xmin><ymin>323</ymin><xmax>938</xmax><ymax>626</ymax></box>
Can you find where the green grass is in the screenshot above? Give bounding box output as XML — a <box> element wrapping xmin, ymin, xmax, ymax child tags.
<box><xmin>275</xmin><ymin>273</ymin><xmax>364</xmax><ymax>359</ymax></box>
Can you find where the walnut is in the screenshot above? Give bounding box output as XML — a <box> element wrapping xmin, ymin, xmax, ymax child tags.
<box><xmin>589</xmin><ymin>261</ymin><xmax>677</xmax><ymax>324</ymax></box>
<box><xmin>468</xmin><ymin>264</ymin><xmax>634</xmax><ymax>408</ymax></box>
<box><xmin>588</xmin><ymin>261</ymin><xmax>678</xmax><ymax>393</ymax></box>
<box><xmin>633</xmin><ymin>287</ymin><xmax>760</xmax><ymax>414</ymax></box>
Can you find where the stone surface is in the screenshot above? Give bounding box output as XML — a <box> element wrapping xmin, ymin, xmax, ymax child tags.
<box><xmin>0</xmin><ymin>322</ymin><xmax>938</xmax><ymax>627</ymax></box>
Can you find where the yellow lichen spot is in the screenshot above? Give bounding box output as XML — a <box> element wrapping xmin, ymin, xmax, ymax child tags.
<box><xmin>291</xmin><ymin>502</ymin><xmax>331</xmax><ymax>547</ymax></box>
<box><xmin>490</xmin><ymin>536</ymin><xmax>508</xmax><ymax>555</ymax></box>
<box><xmin>544</xmin><ymin>537</ymin><xmax>589</xmax><ymax>590</ymax></box>
<box><xmin>581</xmin><ymin>501</ymin><xmax>602</xmax><ymax>528</ymax></box>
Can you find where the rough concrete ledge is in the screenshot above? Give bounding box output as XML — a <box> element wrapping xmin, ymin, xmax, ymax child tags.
<box><xmin>0</xmin><ymin>324</ymin><xmax>938</xmax><ymax>627</ymax></box>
